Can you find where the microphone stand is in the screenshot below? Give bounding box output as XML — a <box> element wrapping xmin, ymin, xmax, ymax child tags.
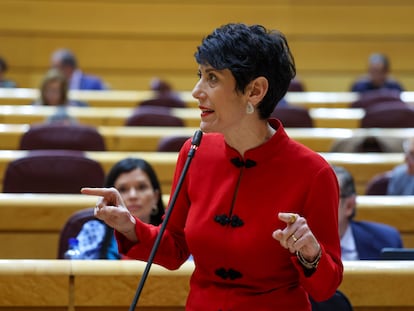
<box><xmin>129</xmin><ymin>130</ymin><xmax>203</xmax><ymax>311</ymax></box>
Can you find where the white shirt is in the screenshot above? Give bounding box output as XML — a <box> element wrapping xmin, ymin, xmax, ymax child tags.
<box><xmin>340</xmin><ymin>225</ymin><xmax>359</xmax><ymax>260</ymax></box>
<box><xmin>70</xmin><ymin>69</ymin><xmax>83</xmax><ymax>90</ymax></box>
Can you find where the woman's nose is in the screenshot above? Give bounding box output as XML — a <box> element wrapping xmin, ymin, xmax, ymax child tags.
<box><xmin>127</xmin><ymin>187</ymin><xmax>138</xmax><ymax>197</ymax></box>
<box><xmin>192</xmin><ymin>80</ymin><xmax>203</xmax><ymax>100</ymax></box>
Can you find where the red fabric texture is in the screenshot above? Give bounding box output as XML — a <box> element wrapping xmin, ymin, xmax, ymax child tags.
<box><xmin>116</xmin><ymin>119</ymin><xmax>343</xmax><ymax>310</ymax></box>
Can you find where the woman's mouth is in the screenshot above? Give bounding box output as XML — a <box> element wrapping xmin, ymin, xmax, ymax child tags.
<box><xmin>200</xmin><ymin>106</ymin><xmax>214</xmax><ymax>117</ymax></box>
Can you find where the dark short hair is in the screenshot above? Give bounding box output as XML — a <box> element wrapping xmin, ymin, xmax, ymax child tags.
<box><xmin>0</xmin><ymin>57</ymin><xmax>8</xmax><ymax>72</ymax></box>
<box><xmin>332</xmin><ymin>165</ymin><xmax>356</xmax><ymax>199</ymax></box>
<box><xmin>195</xmin><ymin>23</ymin><xmax>296</xmax><ymax>119</ymax></box>
<box><xmin>105</xmin><ymin>157</ymin><xmax>165</xmax><ymax>226</ymax></box>
<box><xmin>52</xmin><ymin>49</ymin><xmax>78</xmax><ymax>68</ymax></box>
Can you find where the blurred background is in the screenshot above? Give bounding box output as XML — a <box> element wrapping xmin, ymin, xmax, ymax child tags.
<box><xmin>1</xmin><ymin>0</ymin><xmax>413</xmax><ymax>92</ymax></box>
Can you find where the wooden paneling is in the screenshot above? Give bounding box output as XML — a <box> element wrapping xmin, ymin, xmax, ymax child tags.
<box><xmin>0</xmin><ymin>150</ymin><xmax>179</xmax><ymax>195</ymax></box>
<box><xmin>2</xmin><ymin>124</ymin><xmax>414</xmax><ymax>154</ymax></box>
<box><xmin>1</xmin><ymin>193</ymin><xmax>414</xmax><ymax>261</ymax></box>
<box><xmin>0</xmin><ymin>260</ymin><xmax>70</xmax><ymax>308</ymax></box>
<box><xmin>1</xmin><ymin>259</ymin><xmax>414</xmax><ymax>310</ymax></box>
<box><xmin>1</xmin><ymin>193</ymin><xmax>414</xmax><ymax>259</ymax></box>
<box><xmin>1</xmin><ymin>0</ymin><xmax>414</xmax><ymax>91</ymax></box>
<box><xmin>0</xmin><ymin>105</ymin><xmax>368</xmax><ymax>128</ymax></box>
<box><xmin>0</xmin><ymin>150</ymin><xmax>405</xmax><ymax>195</ymax></box>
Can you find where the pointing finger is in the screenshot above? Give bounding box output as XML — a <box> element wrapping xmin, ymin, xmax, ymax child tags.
<box><xmin>278</xmin><ymin>212</ymin><xmax>298</xmax><ymax>225</ymax></box>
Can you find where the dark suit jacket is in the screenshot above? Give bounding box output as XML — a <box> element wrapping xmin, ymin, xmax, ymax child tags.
<box><xmin>351</xmin><ymin>221</ymin><xmax>403</xmax><ymax>260</ymax></box>
<box><xmin>351</xmin><ymin>79</ymin><xmax>404</xmax><ymax>93</ymax></box>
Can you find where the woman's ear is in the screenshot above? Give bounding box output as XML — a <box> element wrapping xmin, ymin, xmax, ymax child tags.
<box><xmin>344</xmin><ymin>195</ymin><xmax>357</xmax><ymax>218</ymax></box>
<box><xmin>154</xmin><ymin>189</ymin><xmax>160</xmax><ymax>204</ymax></box>
<box><xmin>248</xmin><ymin>77</ymin><xmax>268</xmax><ymax>106</ymax></box>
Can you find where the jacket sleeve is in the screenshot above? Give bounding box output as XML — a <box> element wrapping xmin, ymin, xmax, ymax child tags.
<box><xmin>115</xmin><ymin>140</ymin><xmax>193</xmax><ymax>270</ymax></box>
<box><xmin>294</xmin><ymin>165</ymin><xmax>344</xmax><ymax>301</ymax></box>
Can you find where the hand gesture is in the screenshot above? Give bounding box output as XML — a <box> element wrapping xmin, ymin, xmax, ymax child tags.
<box><xmin>81</xmin><ymin>187</ymin><xmax>137</xmax><ymax>242</ymax></box>
<box><xmin>272</xmin><ymin>212</ymin><xmax>321</xmax><ymax>263</ymax></box>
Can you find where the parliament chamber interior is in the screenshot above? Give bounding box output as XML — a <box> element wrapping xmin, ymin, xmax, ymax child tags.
<box><xmin>1</xmin><ymin>0</ymin><xmax>414</xmax><ymax>310</ymax></box>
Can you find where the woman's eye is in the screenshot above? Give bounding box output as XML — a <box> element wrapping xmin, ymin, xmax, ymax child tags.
<box><xmin>207</xmin><ymin>73</ymin><xmax>217</xmax><ymax>83</ymax></box>
<box><xmin>137</xmin><ymin>184</ymin><xmax>149</xmax><ymax>191</ymax></box>
<box><xmin>117</xmin><ymin>186</ymin><xmax>127</xmax><ymax>193</ymax></box>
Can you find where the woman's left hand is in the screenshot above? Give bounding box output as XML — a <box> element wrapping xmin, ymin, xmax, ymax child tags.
<box><xmin>272</xmin><ymin>212</ymin><xmax>321</xmax><ymax>262</ymax></box>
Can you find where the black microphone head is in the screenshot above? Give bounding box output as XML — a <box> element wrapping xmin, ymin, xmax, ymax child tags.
<box><xmin>191</xmin><ymin>130</ymin><xmax>203</xmax><ymax>147</ymax></box>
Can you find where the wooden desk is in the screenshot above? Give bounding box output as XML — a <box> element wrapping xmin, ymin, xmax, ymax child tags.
<box><xmin>0</xmin><ymin>193</ymin><xmax>99</xmax><ymax>259</ymax></box>
<box><xmin>309</xmin><ymin>108</ymin><xmax>364</xmax><ymax>128</ymax></box>
<box><xmin>0</xmin><ymin>260</ymin><xmax>70</xmax><ymax>310</ymax></box>
<box><xmin>355</xmin><ymin>196</ymin><xmax>414</xmax><ymax>248</ymax></box>
<box><xmin>2</xmin><ymin>124</ymin><xmax>414</xmax><ymax>152</ymax></box>
<box><xmin>0</xmin><ymin>88</ymin><xmax>356</xmax><ymax>109</ymax></box>
<box><xmin>0</xmin><ymin>150</ymin><xmax>179</xmax><ymax>195</ymax></box>
<box><xmin>1</xmin><ymin>193</ymin><xmax>413</xmax><ymax>259</ymax></box>
<box><xmin>0</xmin><ymin>105</ymin><xmax>202</xmax><ymax>127</ymax></box>
<box><xmin>339</xmin><ymin>261</ymin><xmax>414</xmax><ymax>310</ymax></box>
<box><xmin>0</xmin><ymin>259</ymin><xmax>414</xmax><ymax>310</ymax></box>
<box><xmin>0</xmin><ymin>88</ymin><xmax>198</xmax><ymax>108</ymax></box>
<box><xmin>0</xmin><ymin>123</ymin><xmax>199</xmax><ymax>151</ymax></box>
<box><xmin>2</xmin><ymin>88</ymin><xmax>414</xmax><ymax>109</ymax></box>
<box><xmin>0</xmin><ymin>193</ymin><xmax>167</xmax><ymax>259</ymax></box>
<box><xmin>322</xmin><ymin>153</ymin><xmax>404</xmax><ymax>195</ymax></box>
<box><xmin>0</xmin><ymin>150</ymin><xmax>404</xmax><ymax>195</ymax></box>
<box><xmin>0</xmin><ymin>105</ymin><xmax>367</xmax><ymax>129</ymax></box>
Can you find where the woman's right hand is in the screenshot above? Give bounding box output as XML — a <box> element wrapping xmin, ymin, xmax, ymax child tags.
<box><xmin>81</xmin><ymin>187</ymin><xmax>137</xmax><ymax>242</ymax></box>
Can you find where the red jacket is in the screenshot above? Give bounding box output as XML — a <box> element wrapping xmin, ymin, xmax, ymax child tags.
<box><xmin>117</xmin><ymin>119</ymin><xmax>343</xmax><ymax>310</ymax></box>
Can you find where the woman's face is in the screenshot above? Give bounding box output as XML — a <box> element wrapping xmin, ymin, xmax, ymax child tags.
<box><xmin>192</xmin><ymin>65</ymin><xmax>249</xmax><ymax>136</ymax></box>
<box><xmin>43</xmin><ymin>80</ymin><xmax>62</xmax><ymax>106</ymax></box>
<box><xmin>114</xmin><ymin>168</ymin><xmax>159</xmax><ymax>224</ymax></box>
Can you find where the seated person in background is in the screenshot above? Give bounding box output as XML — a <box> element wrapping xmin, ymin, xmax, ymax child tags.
<box><xmin>32</xmin><ymin>68</ymin><xmax>86</xmax><ymax>124</ymax></box>
<box><xmin>150</xmin><ymin>77</ymin><xmax>181</xmax><ymax>100</ymax></box>
<box><xmin>141</xmin><ymin>77</ymin><xmax>186</xmax><ymax>108</ymax></box>
<box><xmin>0</xmin><ymin>56</ymin><xmax>17</xmax><ymax>88</ymax></box>
<box><xmin>329</xmin><ymin>136</ymin><xmax>405</xmax><ymax>153</ymax></box>
<box><xmin>387</xmin><ymin>137</ymin><xmax>414</xmax><ymax>195</ymax></box>
<box><xmin>287</xmin><ymin>77</ymin><xmax>306</xmax><ymax>92</ymax></box>
<box><xmin>332</xmin><ymin>165</ymin><xmax>403</xmax><ymax>260</ymax></box>
<box><xmin>350</xmin><ymin>53</ymin><xmax>404</xmax><ymax>93</ymax></box>
<box><xmin>74</xmin><ymin>157</ymin><xmax>165</xmax><ymax>259</ymax></box>
<box><xmin>51</xmin><ymin>48</ymin><xmax>108</xmax><ymax>90</ymax></box>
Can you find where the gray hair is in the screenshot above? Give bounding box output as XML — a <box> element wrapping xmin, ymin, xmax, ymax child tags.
<box><xmin>51</xmin><ymin>48</ymin><xmax>78</xmax><ymax>68</ymax></box>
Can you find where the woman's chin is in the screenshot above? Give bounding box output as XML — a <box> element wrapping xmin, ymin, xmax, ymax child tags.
<box><xmin>200</xmin><ymin>122</ymin><xmax>217</xmax><ymax>134</ymax></box>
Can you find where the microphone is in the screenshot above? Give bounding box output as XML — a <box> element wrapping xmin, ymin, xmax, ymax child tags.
<box><xmin>129</xmin><ymin>130</ymin><xmax>203</xmax><ymax>311</ymax></box>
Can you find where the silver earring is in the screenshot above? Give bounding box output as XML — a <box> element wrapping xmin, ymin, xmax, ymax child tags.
<box><xmin>246</xmin><ymin>102</ymin><xmax>255</xmax><ymax>114</ymax></box>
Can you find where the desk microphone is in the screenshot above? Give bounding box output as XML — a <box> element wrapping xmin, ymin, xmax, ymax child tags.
<box><xmin>129</xmin><ymin>130</ymin><xmax>203</xmax><ymax>311</ymax></box>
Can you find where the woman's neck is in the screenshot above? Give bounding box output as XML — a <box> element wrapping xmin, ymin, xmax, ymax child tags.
<box><xmin>224</xmin><ymin>120</ymin><xmax>275</xmax><ymax>156</ymax></box>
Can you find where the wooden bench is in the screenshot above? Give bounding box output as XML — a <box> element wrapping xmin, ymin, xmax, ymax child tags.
<box><xmin>0</xmin><ymin>193</ymin><xmax>167</xmax><ymax>259</ymax></box>
<box><xmin>1</xmin><ymin>104</ymin><xmax>371</xmax><ymax>128</ymax></box>
<box><xmin>0</xmin><ymin>259</ymin><xmax>413</xmax><ymax>310</ymax></box>
<box><xmin>0</xmin><ymin>193</ymin><xmax>413</xmax><ymax>259</ymax></box>
<box><xmin>0</xmin><ymin>105</ymin><xmax>202</xmax><ymax>127</ymax></box>
<box><xmin>0</xmin><ymin>105</ymin><xmax>368</xmax><ymax>128</ymax></box>
<box><xmin>0</xmin><ymin>260</ymin><xmax>71</xmax><ymax>310</ymax></box>
<box><xmin>1</xmin><ymin>88</ymin><xmax>413</xmax><ymax>109</ymax></box>
<box><xmin>0</xmin><ymin>88</ymin><xmax>198</xmax><ymax>108</ymax></box>
<box><xmin>0</xmin><ymin>150</ymin><xmax>179</xmax><ymax>195</ymax></box>
<box><xmin>2</xmin><ymin>123</ymin><xmax>414</xmax><ymax>153</ymax></box>
<box><xmin>0</xmin><ymin>150</ymin><xmax>404</xmax><ymax>195</ymax></box>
